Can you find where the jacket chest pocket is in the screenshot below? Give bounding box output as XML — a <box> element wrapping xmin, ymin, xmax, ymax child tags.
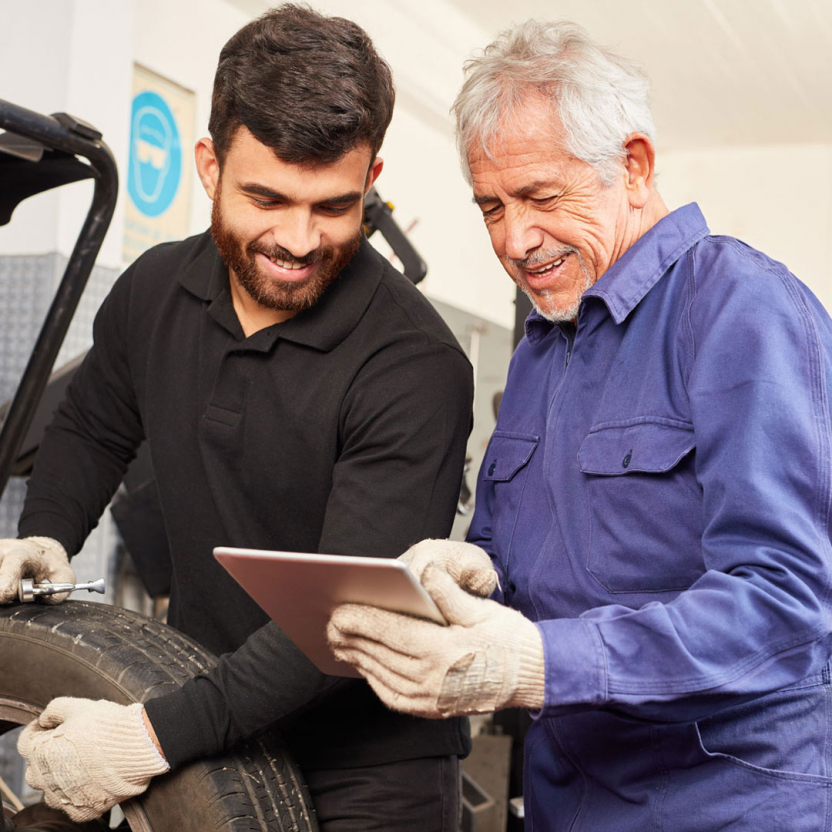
<box><xmin>482</xmin><ymin>431</ymin><xmax>539</xmax><ymax>562</ymax></box>
<box><xmin>578</xmin><ymin>420</ymin><xmax>704</xmax><ymax>593</ymax></box>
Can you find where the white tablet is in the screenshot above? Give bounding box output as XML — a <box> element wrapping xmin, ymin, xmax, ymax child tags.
<box><xmin>213</xmin><ymin>547</ymin><xmax>447</xmax><ymax>677</ymax></box>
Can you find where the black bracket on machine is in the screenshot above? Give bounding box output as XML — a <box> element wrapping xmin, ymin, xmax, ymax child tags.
<box><xmin>363</xmin><ymin>186</ymin><xmax>427</xmax><ymax>285</ymax></box>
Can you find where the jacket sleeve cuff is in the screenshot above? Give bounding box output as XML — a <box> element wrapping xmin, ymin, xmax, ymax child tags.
<box><xmin>17</xmin><ymin>515</ymin><xmax>78</xmax><ymax>557</ymax></box>
<box><xmin>143</xmin><ymin>682</ymin><xmax>223</xmax><ymax>770</ymax></box>
<box><xmin>534</xmin><ymin>618</ymin><xmax>608</xmax><ymax>719</ymax></box>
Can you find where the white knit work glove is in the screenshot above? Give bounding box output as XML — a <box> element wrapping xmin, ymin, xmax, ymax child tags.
<box><xmin>328</xmin><ymin>565</ymin><xmax>545</xmax><ymax>717</ymax></box>
<box><xmin>17</xmin><ymin>698</ymin><xmax>170</xmax><ymax>822</ymax></box>
<box><xmin>399</xmin><ymin>539</ymin><xmax>499</xmax><ymax>598</ymax></box>
<box><xmin>0</xmin><ymin>537</ymin><xmax>75</xmax><ymax>603</ymax></box>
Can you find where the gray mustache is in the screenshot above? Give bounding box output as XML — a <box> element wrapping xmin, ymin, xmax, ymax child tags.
<box><xmin>509</xmin><ymin>246</ymin><xmax>575</xmax><ymax>269</ymax></box>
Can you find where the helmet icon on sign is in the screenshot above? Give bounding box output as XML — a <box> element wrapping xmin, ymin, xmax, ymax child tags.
<box><xmin>128</xmin><ymin>91</ymin><xmax>182</xmax><ymax>217</ymax></box>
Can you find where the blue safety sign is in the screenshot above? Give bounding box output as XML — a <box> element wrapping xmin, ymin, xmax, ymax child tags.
<box><xmin>127</xmin><ymin>91</ymin><xmax>182</xmax><ymax>217</ymax></box>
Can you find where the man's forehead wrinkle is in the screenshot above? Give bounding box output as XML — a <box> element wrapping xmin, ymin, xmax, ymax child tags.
<box><xmin>515</xmin><ymin>178</ymin><xmax>563</xmax><ymax>196</ymax></box>
<box><xmin>470</xmin><ymin>133</ymin><xmax>568</xmax><ymax>186</ymax></box>
<box><xmin>470</xmin><ymin>145</ymin><xmax>569</xmax><ymax>196</ymax></box>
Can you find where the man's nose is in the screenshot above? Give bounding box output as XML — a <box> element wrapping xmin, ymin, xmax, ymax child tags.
<box><xmin>275</xmin><ymin>211</ymin><xmax>322</xmax><ymax>259</ymax></box>
<box><xmin>503</xmin><ymin>207</ymin><xmax>543</xmax><ymax>262</ymax></box>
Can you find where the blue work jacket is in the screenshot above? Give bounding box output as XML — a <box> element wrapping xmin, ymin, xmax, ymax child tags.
<box><xmin>468</xmin><ymin>204</ymin><xmax>832</xmax><ymax>830</ymax></box>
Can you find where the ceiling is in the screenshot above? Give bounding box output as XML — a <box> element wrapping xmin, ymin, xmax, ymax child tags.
<box><xmin>447</xmin><ymin>0</ymin><xmax>832</xmax><ymax>150</ymax></box>
<box><xmin>227</xmin><ymin>0</ymin><xmax>832</xmax><ymax>151</ymax></box>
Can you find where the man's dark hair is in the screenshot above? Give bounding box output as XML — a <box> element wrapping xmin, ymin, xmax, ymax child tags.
<box><xmin>209</xmin><ymin>4</ymin><xmax>395</xmax><ymax>166</ymax></box>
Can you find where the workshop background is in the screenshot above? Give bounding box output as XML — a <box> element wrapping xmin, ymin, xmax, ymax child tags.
<box><xmin>1</xmin><ymin>0</ymin><xmax>831</xmax><ymax>827</ymax></box>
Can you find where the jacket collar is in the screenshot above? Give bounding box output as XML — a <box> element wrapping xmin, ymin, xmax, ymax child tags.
<box><xmin>525</xmin><ymin>202</ymin><xmax>710</xmax><ymax>340</ymax></box>
<box><xmin>178</xmin><ymin>232</ymin><xmax>383</xmax><ymax>353</ymax></box>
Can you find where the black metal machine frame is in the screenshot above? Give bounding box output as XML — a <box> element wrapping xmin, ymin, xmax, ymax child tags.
<box><xmin>0</xmin><ymin>99</ymin><xmax>118</xmax><ymax>499</ymax></box>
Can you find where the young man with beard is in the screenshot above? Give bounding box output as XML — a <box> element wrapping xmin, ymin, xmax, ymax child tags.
<box><xmin>8</xmin><ymin>6</ymin><xmax>473</xmax><ymax>830</ymax></box>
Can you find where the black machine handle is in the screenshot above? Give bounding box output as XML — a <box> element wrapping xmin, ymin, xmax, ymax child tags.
<box><xmin>364</xmin><ymin>187</ymin><xmax>427</xmax><ymax>285</ymax></box>
<box><xmin>0</xmin><ymin>100</ymin><xmax>118</xmax><ymax>498</ymax></box>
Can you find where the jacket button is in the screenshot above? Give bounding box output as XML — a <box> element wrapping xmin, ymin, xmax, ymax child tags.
<box><xmin>622</xmin><ymin>451</ymin><xmax>632</xmax><ymax>468</ymax></box>
<box><xmin>487</xmin><ymin>461</ymin><xmax>497</xmax><ymax>476</ymax></box>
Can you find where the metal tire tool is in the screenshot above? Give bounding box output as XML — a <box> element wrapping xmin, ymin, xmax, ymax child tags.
<box><xmin>18</xmin><ymin>577</ymin><xmax>105</xmax><ymax>602</ymax></box>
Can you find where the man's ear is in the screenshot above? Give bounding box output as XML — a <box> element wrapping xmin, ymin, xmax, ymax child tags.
<box><xmin>365</xmin><ymin>156</ymin><xmax>384</xmax><ymax>193</ymax></box>
<box><xmin>622</xmin><ymin>134</ymin><xmax>655</xmax><ymax>210</ymax></box>
<box><xmin>194</xmin><ymin>138</ymin><xmax>220</xmax><ymax>201</ymax></box>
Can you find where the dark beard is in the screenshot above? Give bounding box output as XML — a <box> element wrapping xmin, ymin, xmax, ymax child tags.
<box><xmin>210</xmin><ymin>195</ymin><xmax>361</xmax><ymax>314</ymax></box>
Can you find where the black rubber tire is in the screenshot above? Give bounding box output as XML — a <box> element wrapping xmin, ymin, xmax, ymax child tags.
<box><xmin>0</xmin><ymin>600</ymin><xmax>317</xmax><ymax>832</ymax></box>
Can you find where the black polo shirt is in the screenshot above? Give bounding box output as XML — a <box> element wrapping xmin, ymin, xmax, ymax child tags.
<box><xmin>20</xmin><ymin>231</ymin><xmax>474</xmax><ymax>769</ymax></box>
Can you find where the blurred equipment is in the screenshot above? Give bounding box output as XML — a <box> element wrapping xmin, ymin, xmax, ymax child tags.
<box><xmin>460</xmin><ymin>733</ymin><xmax>512</xmax><ymax>832</ymax></box>
<box><xmin>4</xmin><ymin>799</ymin><xmax>108</xmax><ymax>829</ymax></box>
<box><xmin>457</xmin><ymin>455</ymin><xmax>474</xmax><ymax>516</ymax></box>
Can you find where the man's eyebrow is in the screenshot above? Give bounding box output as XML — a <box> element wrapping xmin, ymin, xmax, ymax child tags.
<box><xmin>315</xmin><ymin>191</ymin><xmax>364</xmax><ymax>206</ymax></box>
<box><xmin>239</xmin><ymin>183</ymin><xmax>288</xmax><ymax>200</ymax></box>
<box><xmin>472</xmin><ymin>180</ymin><xmax>560</xmax><ymax>205</ymax></box>
<box><xmin>239</xmin><ymin>182</ymin><xmax>363</xmax><ymax>205</ymax></box>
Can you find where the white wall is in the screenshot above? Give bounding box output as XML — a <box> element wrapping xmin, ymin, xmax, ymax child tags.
<box><xmin>658</xmin><ymin>143</ymin><xmax>832</xmax><ymax>309</ymax></box>
<box><xmin>0</xmin><ymin>0</ymin><xmax>70</xmax><ymax>252</ymax></box>
<box><xmin>0</xmin><ymin>0</ymin><xmax>133</xmax><ymax>264</ymax></box>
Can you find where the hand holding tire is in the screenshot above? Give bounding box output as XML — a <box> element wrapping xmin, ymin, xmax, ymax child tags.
<box><xmin>0</xmin><ymin>537</ymin><xmax>75</xmax><ymax>603</ymax></box>
<box><xmin>0</xmin><ymin>601</ymin><xmax>316</xmax><ymax>831</ymax></box>
<box><xmin>17</xmin><ymin>698</ymin><xmax>169</xmax><ymax>822</ymax></box>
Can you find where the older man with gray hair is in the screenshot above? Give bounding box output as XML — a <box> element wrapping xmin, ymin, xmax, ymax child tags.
<box><xmin>329</xmin><ymin>19</ymin><xmax>832</xmax><ymax>830</ymax></box>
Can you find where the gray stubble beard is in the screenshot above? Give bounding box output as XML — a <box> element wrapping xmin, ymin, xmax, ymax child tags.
<box><xmin>511</xmin><ymin>246</ymin><xmax>594</xmax><ymax>324</ymax></box>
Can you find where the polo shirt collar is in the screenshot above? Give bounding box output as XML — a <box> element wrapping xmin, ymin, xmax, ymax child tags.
<box><xmin>176</xmin><ymin>232</ymin><xmax>223</xmax><ymax>302</ymax></box>
<box><xmin>177</xmin><ymin>232</ymin><xmax>383</xmax><ymax>352</ymax></box>
<box><xmin>279</xmin><ymin>237</ymin><xmax>383</xmax><ymax>351</ymax></box>
<box><xmin>525</xmin><ymin>202</ymin><xmax>710</xmax><ymax>340</ymax></box>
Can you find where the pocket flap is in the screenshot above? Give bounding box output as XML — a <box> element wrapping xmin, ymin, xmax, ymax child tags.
<box><xmin>483</xmin><ymin>432</ymin><xmax>539</xmax><ymax>482</ymax></box>
<box><xmin>579</xmin><ymin>420</ymin><xmax>695</xmax><ymax>475</ymax></box>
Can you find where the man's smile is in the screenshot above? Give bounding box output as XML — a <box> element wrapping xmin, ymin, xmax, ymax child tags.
<box><xmin>255</xmin><ymin>251</ymin><xmax>317</xmax><ymax>283</ymax></box>
<box><xmin>522</xmin><ymin>254</ymin><xmax>569</xmax><ymax>289</ymax></box>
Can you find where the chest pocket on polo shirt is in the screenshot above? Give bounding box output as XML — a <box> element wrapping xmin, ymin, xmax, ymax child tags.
<box><xmin>482</xmin><ymin>431</ymin><xmax>539</xmax><ymax>559</ymax></box>
<box><xmin>578</xmin><ymin>419</ymin><xmax>704</xmax><ymax>593</ymax></box>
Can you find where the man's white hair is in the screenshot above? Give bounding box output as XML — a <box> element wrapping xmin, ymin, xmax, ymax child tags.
<box><xmin>452</xmin><ymin>20</ymin><xmax>656</xmax><ymax>186</ymax></box>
